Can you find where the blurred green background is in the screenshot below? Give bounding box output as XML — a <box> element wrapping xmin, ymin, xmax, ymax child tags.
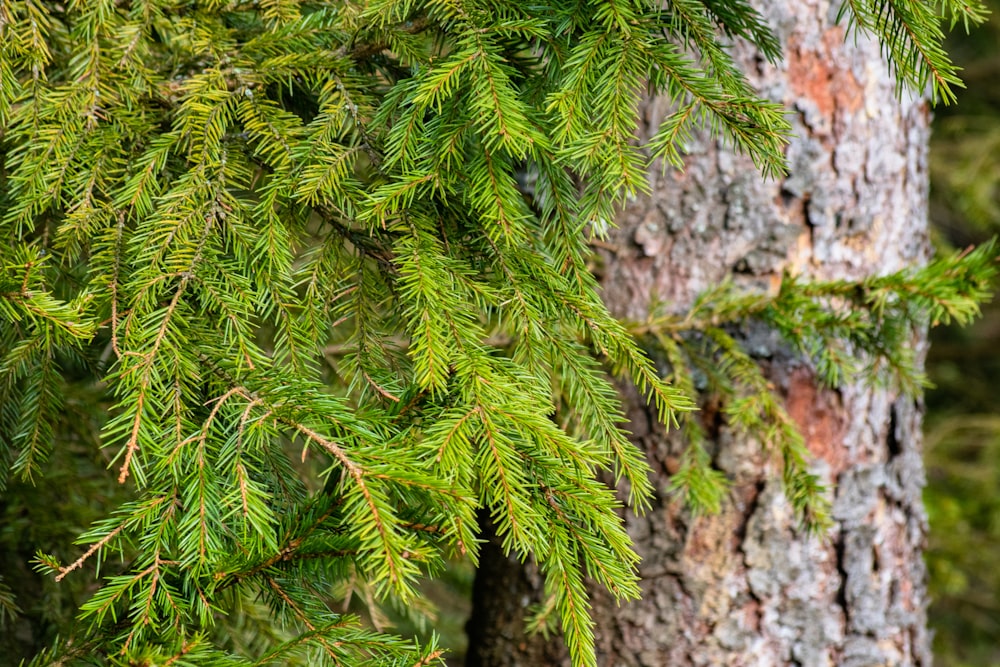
<box><xmin>925</xmin><ymin>4</ymin><xmax>1000</xmax><ymax>665</ymax></box>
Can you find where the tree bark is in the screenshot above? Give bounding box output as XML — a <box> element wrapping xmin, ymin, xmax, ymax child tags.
<box><xmin>466</xmin><ymin>0</ymin><xmax>933</xmax><ymax>665</ymax></box>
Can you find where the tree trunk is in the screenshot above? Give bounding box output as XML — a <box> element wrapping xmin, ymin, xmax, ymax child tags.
<box><xmin>466</xmin><ymin>0</ymin><xmax>933</xmax><ymax>665</ymax></box>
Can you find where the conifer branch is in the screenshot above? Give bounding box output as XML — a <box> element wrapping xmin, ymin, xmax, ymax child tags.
<box><xmin>54</xmin><ymin>522</ymin><xmax>125</xmax><ymax>583</ymax></box>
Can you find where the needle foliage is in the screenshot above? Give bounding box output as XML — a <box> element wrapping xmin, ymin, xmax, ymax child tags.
<box><xmin>0</xmin><ymin>0</ymin><xmax>991</xmax><ymax>665</ymax></box>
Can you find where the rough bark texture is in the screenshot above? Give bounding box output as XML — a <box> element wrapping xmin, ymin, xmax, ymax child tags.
<box><xmin>465</xmin><ymin>0</ymin><xmax>933</xmax><ymax>665</ymax></box>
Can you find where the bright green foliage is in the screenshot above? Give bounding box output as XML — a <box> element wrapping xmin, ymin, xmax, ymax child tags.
<box><xmin>0</xmin><ymin>0</ymin><xmax>990</xmax><ymax>665</ymax></box>
<box><xmin>838</xmin><ymin>0</ymin><xmax>990</xmax><ymax>103</ymax></box>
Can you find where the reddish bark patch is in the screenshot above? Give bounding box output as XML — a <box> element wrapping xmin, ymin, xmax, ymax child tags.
<box><xmin>741</xmin><ymin>598</ymin><xmax>762</xmax><ymax>633</ymax></box>
<box><xmin>785</xmin><ymin>368</ymin><xmax>848</xmax><ymax>473</ymax></box>
<box><xmin>786</xmin><ymin>29</ymin><xmax>864</xmax><ymax>120</ymax></box>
